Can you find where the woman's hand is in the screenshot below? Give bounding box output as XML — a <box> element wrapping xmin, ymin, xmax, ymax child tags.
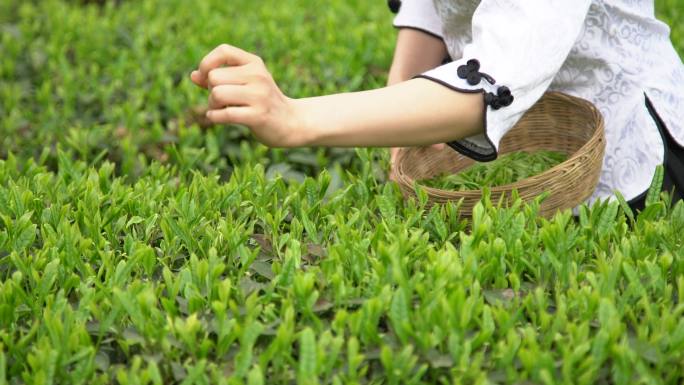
<box><xmin>190</xmin><ymin>44</ymin><xmax>306</xmax><ymax>147</ymax></box>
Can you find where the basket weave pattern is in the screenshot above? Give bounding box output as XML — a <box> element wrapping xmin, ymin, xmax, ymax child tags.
<box><xmin>391</xmin><ymin>92</ymin><xmax>606</xmax><ymax>218</ymax></box>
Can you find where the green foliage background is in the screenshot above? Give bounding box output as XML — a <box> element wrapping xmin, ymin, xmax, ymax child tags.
<box><xmin>0</xmin><ymin>0</ymin><xmax>683</xmax><ymax>384</ymax></box>
<box><xmin>0</xmin><ymin>0</ymin><xmax>396</xmax><ymax>182</ymax></box>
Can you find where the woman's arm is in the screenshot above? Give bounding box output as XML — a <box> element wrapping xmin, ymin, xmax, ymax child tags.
<box><xmin>387</xmin><ymin>28</ymin><xmax>448</xmax><ymax>86</ymax></box>
<box><xmin>190</xmin><ymin>44</ymin><xmax>483</xmax><ymax>148</ymax></box>
<box><xmin>387</xmin><ymin>28</ymin><xmax>450</xmax><ymax>161</ymax></box>
<box><xmin>293</xmin><ymin>79</ymin><xmax>483</xmax><ymax>147</ymax></box>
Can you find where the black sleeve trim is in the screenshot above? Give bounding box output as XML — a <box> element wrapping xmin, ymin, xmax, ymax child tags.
<box><xmin>414</xmin><ymin>74</ymin><xmax>499</xmax><ymax>162</ymax></box>
<box><xmin>627</xmin><ymin>92</ymin><xmax>672</xmax><ymax>210</ymax></box>
<box><xmin>393</xmin><ymin>25</ymin><xmax>444</xmax><ymax>41</ymax></box>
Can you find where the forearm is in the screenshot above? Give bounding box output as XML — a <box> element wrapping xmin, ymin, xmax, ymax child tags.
<box><xmin>293</xmin><ymin>78</ymin><xmax>484</xmax><ymax>147</ymax></box>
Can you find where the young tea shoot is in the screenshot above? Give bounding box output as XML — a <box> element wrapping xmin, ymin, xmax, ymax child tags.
<box><xmin>420</xmin><ymin>150</ymin><xmax>567</xmax><ymax>190</ymax></box>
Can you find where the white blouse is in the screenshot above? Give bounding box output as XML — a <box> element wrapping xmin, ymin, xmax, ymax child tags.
<box><xmin>391</xmin><ymin>0</ymin><xmax>684</xmax><ymax>206</ymax></box>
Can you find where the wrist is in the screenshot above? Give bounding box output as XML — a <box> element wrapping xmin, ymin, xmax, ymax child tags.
<box><xmin>286</xmin><ymin>97</ymin><xmax>318</xmax><ymax>147</ymax></box>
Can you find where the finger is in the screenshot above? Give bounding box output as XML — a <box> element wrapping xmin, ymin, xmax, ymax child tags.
<box><xmin>431</xmin><ymin>143</ymin><xmax>446</xmax><ymax>151</ymax></box>
<box><xmin>196</xmin><ymin>44</ymin><xmax>260</xmax><ymax>88</ymax></box>
<box><xmin>389</xmin><ymin>148</ymin><xmax>400</xmax><ymax>182</ymax></box>
<box><xmin>207</xmin><ymin>66</ymin><xmax>251</xmax><ymax>89</ymax></box>
<box><xmin>390</xmin><ymin>147</ymin><xmax>402</xmax><ymax>164</ymax></box>
<box><xmin>207</xmin><ymin>84</ymin><xmax>251</xmax><ymax>110</ymax></box>
<box><xmin>205</xmin><ymin>106</ymin><xmax>254</xmax><ymax>125</ymax></box>
<box><xmin>190</xmin><ymin>70</ymin><xmax>203</xmax><ymax>87</ymax></box>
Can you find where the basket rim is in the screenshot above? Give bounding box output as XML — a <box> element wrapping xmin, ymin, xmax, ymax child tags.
<box><xmin>395</xmin><ymin>91</ymin><xmax>605</xmax><ymax>196</ymax></box>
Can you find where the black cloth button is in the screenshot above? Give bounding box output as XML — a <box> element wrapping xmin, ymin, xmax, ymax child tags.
<box><xmin>466</xmin><ymin>59</ymin><xmax>480</xmax><ymax>72</ymax></box>
<box><xmin>457</xmin><ymin>65</ymin><xmax>470</xmax><ymax>79</ymax></box>
<box><xmin>497</xmin><ymin>86</ymin><xmax>511</xmax><ymax>97</ymax></box>
<box><xmin>484</xmin><ymin>87</ymin><xmax>514</xmax><ymax>110</ymax></box>
<box><xmin>467</xmin><ymin>72</ymin><xmax>482</xmax><ymax>86</ymax></box>
<box><xmin>497</xmin><ymin>86</ymin><xmax>514</xmax><ymax>106</ymax></box>
<box><xmin>457</xmin><ymin>58</ymin><xmax>496</xmax><ymax>86</ymax></box>
<box><xmin>388</xmin><ymin>0</ymin><xmax>401</xmax><ymax>13</ymax></box>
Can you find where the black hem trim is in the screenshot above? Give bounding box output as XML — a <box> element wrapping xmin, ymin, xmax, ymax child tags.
<box><xmin>626</xmin><ymin>187</ymin><xmax>654</xmax><ymax>213</ymax></box>
<box><xmin>393</xmin><ymin>25</ymin><xmax>444</xmax><ymax>42</ymax></box>
<box><xmin>414</xmin><ymin>74</ymin><xmax>498</xmax><ymax>162</ymax></box>
<box><xmin>445</xmin><ymin>141</ymin><xmax>497</xmax><ymax>162</ymax></box>
<box><xmin>625</xmin><ymin>92</ymin><xmax>670</xmax><ymax>207</ymax></box>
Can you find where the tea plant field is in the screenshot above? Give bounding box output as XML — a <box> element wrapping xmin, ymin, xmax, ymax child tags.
<box><xmin>1</xmin><ymin>0</ymin><xmax>683</xmax><ymax>384</ymax></box>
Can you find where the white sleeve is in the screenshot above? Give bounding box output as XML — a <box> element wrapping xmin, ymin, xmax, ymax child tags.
<box><xmin>416</xmin><ymin>0</ymin><xmax>592</xmax><ymax>161</ymax></box>
<box><xmin>389</xmin><ymin>0</ymin><xmax>443</xmax><ymax>40</ymax></box>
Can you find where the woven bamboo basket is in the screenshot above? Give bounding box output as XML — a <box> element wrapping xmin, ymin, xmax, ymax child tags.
<box><xmin>390</xmin><ymin>92</ymin><xmax>606</xmax><ymax>218</ymax></box>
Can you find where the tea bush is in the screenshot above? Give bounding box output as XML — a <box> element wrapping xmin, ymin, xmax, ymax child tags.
<box><xmin>1</xmin><ymin>0</ymin><xmax>683</xmax><ymax>384</ymax></box>
<box><xmin>1</xmin><ymin>151</ymin><xmax>684</xmax><ymax>384</ymax></box>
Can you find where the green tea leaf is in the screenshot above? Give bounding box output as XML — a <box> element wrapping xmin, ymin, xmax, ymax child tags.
<box><xmin>646</xmin><ymin>164</ymin><xmax>664</xmax><ymax>207</ymax></box>
<box><xmin>420</xmin><ymin>151</ymin><xmax>566</xmax><ymax>190</ymax></box>
<box><xmin>297</xmin><ymin>327</ymin><xmax>317</xmax><ymax>382</ymax></box>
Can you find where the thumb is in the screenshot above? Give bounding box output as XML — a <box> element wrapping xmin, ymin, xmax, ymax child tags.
<box><xmin>190</xmin><ymin>70</ymin><xmax>207</xmax><ymax>88</ymax></box>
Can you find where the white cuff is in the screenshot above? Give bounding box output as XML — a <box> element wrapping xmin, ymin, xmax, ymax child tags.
<box><xmin>418</xmin><ymin>57</ymin><xmax>517</xmax><ymax>161</ymax></box>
